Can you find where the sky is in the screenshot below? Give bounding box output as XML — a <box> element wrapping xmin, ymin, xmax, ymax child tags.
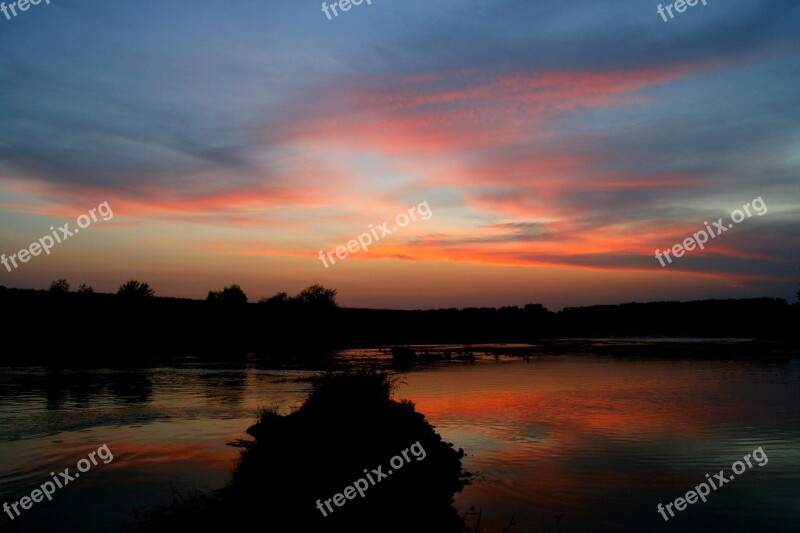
<box><xmin>0</xmin><ymin>0</ymin><xmax>798</xmax><ymax>310</ymax></box>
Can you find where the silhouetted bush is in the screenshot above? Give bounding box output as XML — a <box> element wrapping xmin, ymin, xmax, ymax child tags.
<box><xmin>137</xmin><ymin>370</ymin><xmax>467</xmax><ymax>532</ymax></box>
<box><xmin>258</xmin><ymin>291</ymin><xmax>289</xmax><ymax>306</ymax></box>
<box><xmin>295</xmin><ymin>284</ymin><xmax>338</xmax><ymax>309</ymax></box>
<box><xmin>117</xmin><ymin>280</ymin><xmax>155</xmax><ymax>298</ymax></box>
<box><xmin>207</xmin><ymin>284</ymin><xmax>248</xmax><ymax>304</ymax></box>
<box><xmin>48</xmin><ymin>279</ymin><xmax>70</xmax><ymax>293</ymax></box>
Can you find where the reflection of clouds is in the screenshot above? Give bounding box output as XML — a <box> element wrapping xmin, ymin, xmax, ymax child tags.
<box><xmin>439</xmin><ymin>421</ymin><xmax>552</xmax><ymax>460</ymax></box>
<box><xmin>108</xmin><ymin>427</ymin><xmax>241</xmax><ymax>470</ymax></box>
<box><xmin>405</xmin><ymin>356</ymin><xmax>800</xmax><ymax>531</ymax></box>
<box><xmin>403</xmin><ymin>359</ymin><xmax>746</xmax><ymax>448</ymax></box>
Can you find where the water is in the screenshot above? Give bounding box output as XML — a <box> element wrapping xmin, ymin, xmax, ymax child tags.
<box><xmin>0</xmin><ymin>346</ymin><xmax>798</xmax><ymax>532</ymax></box>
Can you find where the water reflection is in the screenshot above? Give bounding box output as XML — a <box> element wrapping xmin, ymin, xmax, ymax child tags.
<box><xmin>397</xmin><ymin>356</ymin><xmax>800</xmax><ymax>531</ymax></box>
<box><xmin>0</xmin><ymin>349</ymin><xmax>798</xmax><ymax>532</ymax></box>
<box><xmin>3</xmin><ymin>370</ymin><xmax>154</xmax><ymax>411</ymax></box>
<box><xmin>195</xmin><ymin>371</ymin><xmax>246</xmax><ymax>407</ymax></box>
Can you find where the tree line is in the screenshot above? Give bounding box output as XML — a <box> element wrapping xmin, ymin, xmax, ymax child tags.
<box><xmin>44</xmin><ymin>278</ymin><xmax>338</xmax><ymax>308</ymax></box>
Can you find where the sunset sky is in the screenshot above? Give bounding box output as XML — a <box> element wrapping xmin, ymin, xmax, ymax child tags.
<box><xmin>1</xmin><ymin>0</ymin><xmax>798</xmax><ymax>309</ymax></box>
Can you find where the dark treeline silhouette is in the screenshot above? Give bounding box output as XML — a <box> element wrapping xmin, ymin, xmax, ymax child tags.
<box><xmin>0</xmin><ymin>281</ymin><xmax>797</xmax><ymax>364</ymax></box>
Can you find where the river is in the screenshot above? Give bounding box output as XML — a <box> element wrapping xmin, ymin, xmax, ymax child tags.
<box><xmin>1</xmin><ymin>341</ymin><xmax>798</xmax><ymax>531</ymax></box>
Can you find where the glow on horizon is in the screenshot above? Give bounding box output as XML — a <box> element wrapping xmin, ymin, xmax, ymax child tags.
<box><xmin>0</xmin><ymin>1</ymin><xmax>798</xmax><ymax>308</ymax></box>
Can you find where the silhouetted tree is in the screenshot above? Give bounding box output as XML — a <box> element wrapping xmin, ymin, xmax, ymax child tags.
<box><xmin>258</xmin><ymin>292</ymin><xmax>289</xmax><ymax>306</ymax></box>
<box><xmin>117</xmin><ymin>280</ymin><xmax>155</xmax><ymax>298</ymax></box>
<box><xmin>77</xmin><ymin>284</ymin><xmax>94</xmax><ymax>294</ymax></box>
<box><xmin>295</xmin><ymin>284</ymin><xmax>338</xmax><ymax>309</ymax></box>
<box><xmin>48</xmin><ymin>279</ymin><xmax>70</xmax><ymax>293</ymax></box>
<box><xmin>207</xmin><ymin>284</ymin><xmax>248</xmax><ymax>304</ymax></box>
<box><xmin>524</xmin><ymin>303</ymin><xmax>547</xmax><ymax>313</ymax></box>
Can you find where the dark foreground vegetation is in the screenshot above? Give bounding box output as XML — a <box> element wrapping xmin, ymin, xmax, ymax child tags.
<box><xmin>0</xmin><ymin>281</ymin><xmax>798</xmax><ymax>363</ymax></box>
<box><xmin>135</xmin><ymin>370</ymin><xmax>468</xmax><ymax>532</ymax></box>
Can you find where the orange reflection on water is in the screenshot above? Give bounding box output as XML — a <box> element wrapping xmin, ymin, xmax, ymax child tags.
<box><xmin>396</xmin><ymin>356</ymin><xmax>762</xmax><ymax>530</ymax></box>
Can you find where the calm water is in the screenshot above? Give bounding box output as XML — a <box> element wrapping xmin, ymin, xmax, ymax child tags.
<box><xmin>1</xmin><ymin>345</ymin><xmax>799</xmax><ymax>532</ymax></box>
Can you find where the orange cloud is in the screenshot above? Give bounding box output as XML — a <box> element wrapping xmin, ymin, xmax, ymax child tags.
<box><xmin>281</xmin><ymin>63</ymin><xmax>705</xmax><ymax>157</ymax></box>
